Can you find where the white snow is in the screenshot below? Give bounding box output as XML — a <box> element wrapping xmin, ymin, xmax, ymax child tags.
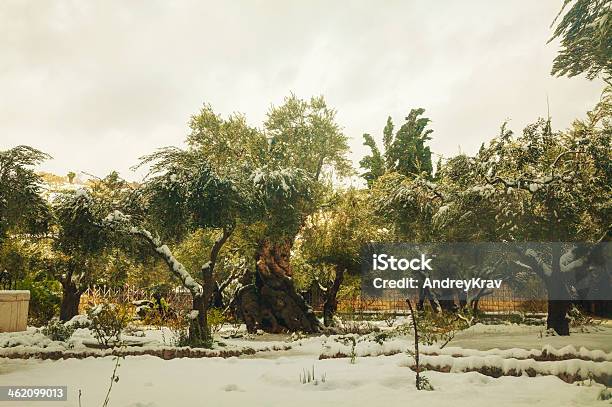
<box><xmin>0</xmin><ymin>351</ymin><xmax>606</xmax><ymax>407</ymax></box>
<box><xmin>1</xmin><ymin>323</ymin><xmax>610</xmax><ymax>406</ymax></box>
<box><xmin>154</xmin><ymin>245</ymin><xmax>203</xmax><ymax>296</ymax></box>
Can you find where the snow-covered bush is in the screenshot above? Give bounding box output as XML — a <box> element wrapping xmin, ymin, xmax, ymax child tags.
<box><xmin>65</xmin><ymin>314</ymin><xmax>91</xmax><ymax>329</ymax></box>
<box><xmin>87</xmin><ymin>303</ymin><xmax>132</xmax><ymax>348</ymax></box>
<box><xmin>338</xmin><ymin>319</ymin><xmax>379</xmax><ymax>335</ymax></box>
<box><xmin>598</xmin><ymin>388</ymin><xmax>611</xmax><ymax>401</ymax></box>
<box><xmin>42</xmin><ymin>318</ymin><xmax>75</xmax><ymax>342</ymax></box>
<box><xmin>567</xmin><ymin>305</ymin><xmax>601</xmax><ymax>332</ymax></box>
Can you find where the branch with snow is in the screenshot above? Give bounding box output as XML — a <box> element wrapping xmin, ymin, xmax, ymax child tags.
<box><xmin>103</xmin><ymin>210</ymin><xmax>203</xmax><ymax>297</ymax></box>
<box><xmin>512</xmin><ymin>248</ymin><xmax>553</xmax><ymax>278</ymax></box>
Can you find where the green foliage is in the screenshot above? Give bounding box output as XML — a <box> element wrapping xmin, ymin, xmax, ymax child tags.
<box><xmin>416</xmin><ymin>376</ymin><xmax>434</xmax><ymax>391</ymax></box>
<box><xmin>19</xmin><ymin>278</ymin><xmax>61</xmax><ymax>326</ymax></box>
<box><xmin>187</xmin><ymin>105</ymin><xmax>268</xmax><ymax>178</ymax></box>
<box><xmin>549</xmin><ymin>0</ymin><xmax>611</xmax><ymax>80</ymax></box>
<box><xmin>87</xmin><ymin>302</ymin><xmax>132</xmax><ymax>348</ymax></box>
<box><xmin>0</xmin><ymin>238</ymin><xmax>42</xmax><ymax>289</ymax></box>
<box><xmin>401</xmin><ymin>310</ymin><xmax>470</xmax><ymax>348</ymax></box>
<box><xmin>475</xmin><ymin>113</ymin><xmax>610</xmax><ymax>242</ymax></box>
<box><xmin>567</xmin><ymin>304</ymin><xmax>602</xmax><ymax>331</ymax></box>
<box><xmin>186</xmin><ymin>94</ymin><xmax>351</xmax><ymax>241</ymax></box>
<box><xmin>0</xmin><ymin>146</ymin><xmax>51</xmax><ymax>243</ymax></box>
<box><xmin>0</xmin><ymin>238</ymin><xmax>61</xmax><ymax>325</ymax></box>
<box><xmin>252</xmin><ymin>167</ymin><xmax>314</xmax><ymax>240</ymax></box>
<box><xmin>360</xmin><ymin>134</ymin><xmax>385</xmax><ymax>187</ymax></box>
<box><xmin>598</xmin><ymin>387</ymin><xmax>612</xmax><ymax>401</ymax></box>
<box><xmin>53</xmin><ymin>189</ymin><xmax>109</xmax><ymax>256</ymax></box>
<box><xmin>42</xmin><ymin>318</ymin><xmax>75</xmax><ymax>342</ymax></box>
<box><xmin>265</xmin><ymin>94</ymin><xmax>352</xmax><ymax>180</ymax></box>
<box><xmin>375</xmin><ymin>91</ymin><xmax>611</xmax><ymax>246</ymax></box>
<box><xmin>293</xmin><ymin>188</ymin><xmax>390</xmax><ymax>288</ymax></box>
<box><xmin>207</xmin><ymin>308</ymin><xmax>226</xmax><ymax>336</ymax></box>
<box><xmin>137</xmin><ymin>149</ymin><xmax>244</xmax><ymax>241</ymax></box>
<box><xmin>360</xmin><ymin>109</ymin><xmax>434</xmax><ymax>187</ymax></box>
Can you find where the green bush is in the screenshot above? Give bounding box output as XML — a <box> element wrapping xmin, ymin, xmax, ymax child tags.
<box><xmin>207</xmin><ymin>308</ymin><xmax>226</xmax><ymax>336</ymax></box>
<box><xmin>18</xmin><ymin>279</ymin><xmax>61</xmax><ymax>326</ymax></box>
<box><xmin>42</xmin><ymin>318</ymin><xmax>75</xmax><ymax>342</ymax></box>
<box><xmin>87</xmin><ymin>302</ymin><xmax>132</xmax><ymax>348</ymax></box>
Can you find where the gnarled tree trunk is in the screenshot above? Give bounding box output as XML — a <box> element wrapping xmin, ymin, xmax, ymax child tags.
<box><xmin>236</xmin><ymin>239</ymin><xmax>321</xmax><ymax>333</ymax></box>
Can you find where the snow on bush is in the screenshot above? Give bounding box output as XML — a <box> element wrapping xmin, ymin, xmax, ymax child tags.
<box><xmin>0</xmin><ymin>328</ymin><xmax>69</xmax><ymax>352</ymax></box>
<box><xmin>409</xmin><ymin>354</ymin><xmax>612</xmax><ymax>385</ymax></box>
<box><xmin>421</xmin><ymin>344</ymin><xmax>612</xmax><ymax>362</ymax></box>
<box><xmin>320</xmin><ymin>334</ymin><xmax>410</xmax><ymax>359</ymax></box>
<box><xmin>42</xmin><ymin>318</ymin><xmax>75</xmax><ymax>342</ymax></box>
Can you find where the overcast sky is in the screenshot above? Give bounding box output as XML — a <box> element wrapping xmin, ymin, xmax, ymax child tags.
<box><xmin>0</xmin><ymin>0</ymin><xmax>605</xmax><ymax>182</ymax></box>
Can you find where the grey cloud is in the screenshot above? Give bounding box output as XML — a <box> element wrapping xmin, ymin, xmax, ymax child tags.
<box><xmin>0</xmin><ymin>0</ymin><xmax>605</xmax><ymax>180</ymax></box>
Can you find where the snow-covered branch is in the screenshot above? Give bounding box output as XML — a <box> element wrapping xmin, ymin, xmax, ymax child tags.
<box><xmin>218</xmin><ymin>268</ymin><xmax>242</xmax><ymax>294</ymax></box>
<box><xmin>515</xmin><ymin>248</ymin><xmax>553</xmax><ymax>278</ymax></box>
<box><xmin>103</xmin><ymin>210</ymin><xmax>203</xmax><ymax>297</ymax></box>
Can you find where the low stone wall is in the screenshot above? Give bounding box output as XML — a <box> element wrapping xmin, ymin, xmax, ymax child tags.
<box><xmin>0</xmin><ymin>290</ymin><xmax>30</xmax><ymax>332</ymax></box>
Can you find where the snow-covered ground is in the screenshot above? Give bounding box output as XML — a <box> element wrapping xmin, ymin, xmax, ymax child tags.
<box><xmin>1</xmin><ymin>322</ymin><xmax>610</xmax><ymax>407</ymax></box>
<box><xmin>451</xmin><ymin>323</ymin><xmax>612</xmax><ymax>352</ymax></box>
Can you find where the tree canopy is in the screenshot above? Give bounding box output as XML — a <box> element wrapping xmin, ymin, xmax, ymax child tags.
<box><xmin>360</xmin><ymin>109</ymin><xmax>434</xmax><ymax>187</ymax></box>
<box><xmin>549</xmin><ymin>0</ymin><xmax>612</xmax><ymax>80</ymax></box>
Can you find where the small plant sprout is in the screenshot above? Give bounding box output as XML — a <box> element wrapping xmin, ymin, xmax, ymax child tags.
<box><xmin>299</xmin><ymin>365</ymin><xmax>326</xmax><ymax>385</ymax></box>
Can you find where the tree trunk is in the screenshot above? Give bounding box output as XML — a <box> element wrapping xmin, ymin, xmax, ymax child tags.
<box><xmin>417</xmin><ymin>286</ymin><xmax>426</xmax><ymax>311</ymax></box>
<box><xmin>406</xmin><ymin>298</ymin><xmax>421</xmax><ymax>390</ymax></box>
<box><xmin>545</xmin><ymin>245</ymin><xmax>570</xmax><ymax>336</ymax></box>
<box><xmin>60</xmin><ymin>281</ymin><xmax>82</xmax><ymax>322</ymax></box>
<box><xmin>237</xmin><ymin>239</ymin><xmax>321</xmax><ymax>333</ymax></box>
<box><xmin>323</xmin><ymin>267</ymin><xmax>345</xmax><ymax>327</ymax></box>
<box><xmin>547</xmin><ymin>300</ymin><xmax>570</xmax><ymax>336</ymax></box>
<box><xmin>458</xmin><ymin>290</ymin><xmax>468</xmax><ymax>309</ymax></box>
<box><xmin>210</xmin><ymin>282</ymin><xmax>224</xmax><ymax>309</ymax></box>
<box><xmin>188</xmin><ymin>295</ymin><xmax>211</xmax><ymax>346</ymax></box>
<box><xmin>438</xmin><ymin>289</ymin><xmax>456</xmax><ymax>312</ymax></box>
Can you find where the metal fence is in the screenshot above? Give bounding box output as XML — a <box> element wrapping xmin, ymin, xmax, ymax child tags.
<box><xmin>79</xmin><ymin>286</ymin><xmax>192</xmax><ymax>314</ymax></box>
<box><xmin>81</xmin><ymin>283</ymin><xmax>546</xmax><ymax>316</ymax></box>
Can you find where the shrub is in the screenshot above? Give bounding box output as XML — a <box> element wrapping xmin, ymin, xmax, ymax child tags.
<box><xmin>65</xmin><ymin>314</ymin><xmax>91</xmax><ymax>329</ymax></box>
<box><xmin>207</xmin><ymin>308</ymin><xmax>226</xmax><ymax>336</ymax></box>
<box><xmin>19</xmin><ymin>279</ymin><xmax>61</xmax><ymax>326</ymax></box>
<box><xmin>42</xmin><ymin>318</ymin><xmax>75</xmax><ymax>342</ymax></box>
<box><xmin>87</xmin><ymin>302</ymin><xmax>132</xmax><ymax>348</ymax></box>
<box><xmin>567</xmin><ymin>305</ymin><xmax>601</xmax><ymax>332</ymax></box>
<box><xmin>399</xmin><ymin>309</ymin><xmax>470</xmax><ymax>348</ymax></box>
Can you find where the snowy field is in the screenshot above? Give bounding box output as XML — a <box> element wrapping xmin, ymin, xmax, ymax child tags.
<box><xmin>1</xmin><ymin>322</ymin><xmax>611</xmax><ymax>407</ymax></box>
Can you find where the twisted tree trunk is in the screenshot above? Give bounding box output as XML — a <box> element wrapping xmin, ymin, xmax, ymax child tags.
<box><xmin>236</xmin><ymin>239</ymin><xmax>321</xmax><ymax>333</ymax></box>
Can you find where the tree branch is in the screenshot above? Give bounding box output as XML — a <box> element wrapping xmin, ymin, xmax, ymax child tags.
<box><xmin>103</xmin><ymin>211</ymin><xmax>203</xmax><ymax>297</ymax></box>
